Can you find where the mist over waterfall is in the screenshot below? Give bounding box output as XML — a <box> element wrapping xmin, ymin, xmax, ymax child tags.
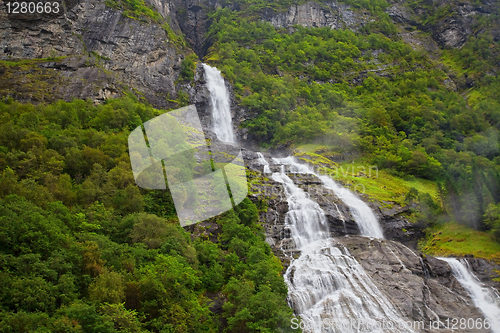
<box><xmin>203</xmin><ymin>64</ymin><xmax>236</xmax><ymax>143</ymax></box>
<box><xmin>272</xmin><ymin>170</ymin><xmax>330</xmax><ymax>250</ymax></box>
<box><xmin>270</xmin><ymin>157</ymin><xmax>413</xmax><ymax>333</ymax></box>
<box><xmin>256</xmin><ymin>153</ymin><xmax>271</xmax><ymax>174</ymax></box>
<box><xmin>273</xmin><ymin>156</ymin><xmax>384</xmax><ymax>238</ymax></box>
<box><xmin>439</xmin><ymin>258</ymin><xmax>500</xmax><ymax>332</ymax></box>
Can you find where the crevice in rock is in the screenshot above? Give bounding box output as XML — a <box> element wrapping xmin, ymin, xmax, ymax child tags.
<box><xmin>171</xmin><ymin>0</ymin><xmax>215</xmax><ymax>59</ymax></box>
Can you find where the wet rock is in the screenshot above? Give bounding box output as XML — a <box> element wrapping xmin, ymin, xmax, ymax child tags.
<box><xmin>340</xmin><ymin>236</ymin><xmax>494</xmax><ymax>331</ymax></box>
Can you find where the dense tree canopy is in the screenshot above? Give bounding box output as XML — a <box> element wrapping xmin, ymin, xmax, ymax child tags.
<box><xmin>0</xmin><ymin>97</ymin><xmax>295</xmax><ymax>332</ymax></box>
<box><xmin>206</xmin><ymin>3</ymin><xmax>500</xmax><ymax>232</ymax></box>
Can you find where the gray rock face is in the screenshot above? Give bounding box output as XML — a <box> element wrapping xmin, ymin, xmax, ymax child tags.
<box><xmin>169</xmin><ymin>0</ymin><xmax>213</xmax><ymax>57</ymax></box>
<box><xmin>81</xmin><ymin>3</ymin><xmax>183</xmax><ymax>108</ymax></box>
<box><xmin>0</xmin><ymin>0</ymin><xmax>187</xmax><ymax>107</ymax></box>
<box><xmin>340</xmin><ymin>236</ymin><xmax>499</xmax><ymax>331</ymax></box>
<box><xmin>388</xmin><ymin>0</ymin><xmax>497</xmax><ymax>49</ymax></box>
<box><xmin>261</xmin><ymin>1</ymin><xmax>369</xmax><ymax>31</ymax></box>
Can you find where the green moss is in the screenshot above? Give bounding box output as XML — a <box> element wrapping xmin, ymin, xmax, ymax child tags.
<box><xmin>420</xmin><ymin>222</ymin><xmax>500</xmax><ymax>264</ymax></box>
<box><xmin>493</xmin><ymin>269</ymin><xmax>500</xmax><ymax>282</ymax></box>
<box><xmin>105</xmin><ymin>0</ymin><xmax>162</xmax><ymax>22</ymax></box>
<box><xmin>0</xmin><ymin>56</ymin><xmax>67</xmax><ymax>68</ymax></box>
<box><xmin>292</xmin><ymin>150</ymin><xmax>439</xmax><ymax>207</ymax></box>
<box><xmin>90</xmin><ymin>51</ymin><xmax>111</xmax><ymax>61</ymax></box>
<box><xmin>0</xmin><ymin>58</ymin><xmax>71</xmax><ymax>102</ymax></box>
<box><xmin>163</xmin><ymin>22</ymin><xmax>187</xmax><ymax>49</ymax></box>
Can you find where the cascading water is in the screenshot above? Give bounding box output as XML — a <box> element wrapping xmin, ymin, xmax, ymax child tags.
<box><xmin>272</xmin><ymin>171</ymin><xmax>330</xmax><ymax>249</ymax></box>
<box><xmin>439</xmin><ymin>257</ymin><xmax>500</xmax><ymax>332</ymax></box>
<box><xmin>256</xmin><ymin>152</ymin><xmax>271</xmax><ymax>174</ymax></box>
<box><xmin>273</xmin><ymin>156</ymin><xmax>384</xmax><ymax>238</ymax></box>
<box><xmin>202</xmin><ymin>64</ymin><xmax>235</xmax><ymax>143</ymax></box>
<box><xmin>270</xmin><ymin>158</ymin><xmax>414</xmax><ymax>333</ymax></box>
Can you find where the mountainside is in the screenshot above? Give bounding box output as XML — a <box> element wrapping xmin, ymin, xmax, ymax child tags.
<box><xmin>1</xmin><ymin>0</ymin><xmax>500</xmax><ymax>332</ymax></box>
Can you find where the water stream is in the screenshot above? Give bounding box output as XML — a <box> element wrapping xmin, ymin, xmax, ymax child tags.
<box><xmin>204</xmin><ymin>63</ymin><xmax>409</xmax><ymax>332</ymax></box>
<box><xmin>203</xmin><ymin>63</ymin><xmax>235</xmax><ymax>143</ymax></box>
<box><xmin>257</xmin><ymin>152</ymin><xmax>271</xmax><ymax>174</ymax></box>
<box><xmin>270</xmin><ymin>158</ymin><xmax>413</xmax><ymax>333</ymax></box>
<box><xmin>439</xmin><ymin>257</ymin><xmax>500</xmax><ymax>333</ymax></box>
<box><xmin>273</xmin><ymin>156</ymin><xmax>384</xmax><ymax>238</ymax></box>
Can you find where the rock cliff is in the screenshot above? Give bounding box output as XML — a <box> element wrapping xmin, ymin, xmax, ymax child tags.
<box><xmin>2</xmin><ymin>0</ymin><xmax>497</xmax><ymax>114</ymax></box>
<box><xmin>261</xmin><ymin>2</ymin><xmax>369</xmax><ymax>31</ymax></box>
<box><xmin>0</xmin><ymin>0</ymin><xmax>210</xmax><ymax>108</ymax></box>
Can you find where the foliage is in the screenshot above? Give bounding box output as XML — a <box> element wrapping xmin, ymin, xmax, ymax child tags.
<box><xmin>179</xmin><ymin>54</ymin><xmax>198</xmax><ymax>82</ymax></box>
<box><xmin>206</xmin><ymin>4</ymin><xmax>500</xmax><ymax>234</ymax></box>
<box><xmin>0</xmin><ymin>97</ymin><xmax>294</xmax><ymax>332</ymax></box>
<box><xmin>484</xmin><ymin>203</ymin><xmax>500</xmax><ymax>241</ymax></box>
<box><xmin>104</xmin><ymin>0</ymin><xmax>162</xmax><ymax>22</ymax></box>
<box><xmin>420</xmin><ymin>222</ymin><xmax>500</xmax><ymax>264</ymax></box>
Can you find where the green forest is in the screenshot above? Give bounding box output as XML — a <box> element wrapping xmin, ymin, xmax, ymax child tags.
<box><xmin>2</xmin><ymin>0</ymin><xmax>500</xmax><ymax>331</ymax></box>
<box><xmin>0</xmin><ymin>98</ymin><xmax>294</xmax><ymax>332</ymax></box>
<box><xmin>206</xmin><ymin>0</ymin><xmax>500</xmax><ymax>238</ymax></box>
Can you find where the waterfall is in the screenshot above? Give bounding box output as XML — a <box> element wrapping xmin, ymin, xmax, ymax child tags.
<box><xmin>270</xmin><ymin>160</ymin><xmax>413</xmax><ymax>333</ymax></box>
<box><xmin>439</xmin><ymin>257</ymin><xmax>500</xmax><ymax>332</ymax></box>
<box><xmin>273</xmin><ymin>156</ymin><xmax>384</xmax><ymax>238</ymax></box>
<box><xmin>272</xmin><ymin>171</ymin><xmax>330</xmax><ymax>250</ymax></box>
<box><xmin>256</xmin><ymin>152</ymin><xmax>271</xmax><ymax>174</ymax></box>
<box><xmin>203</xmin><ymin>64</ymin><xmax>235</xmax><ymax>143</ymax></box>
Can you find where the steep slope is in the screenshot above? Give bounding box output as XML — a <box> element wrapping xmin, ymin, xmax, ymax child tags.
<box><xmin>0</xmin><ymin>0</ymin><xmax>195</xmax><ymax>108</ymax></box>
<box><xmin>2</xmin><ymin>0</ymin><xmax>500</xmax><ymax>331</ymax></box>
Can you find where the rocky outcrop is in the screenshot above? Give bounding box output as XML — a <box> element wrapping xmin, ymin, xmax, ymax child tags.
<box><xmin>262</xmin><ymin>0</ymin><xmax>497</xmax><ymax>50</ymax></box>
<box><xmin>340</xmin><ymin>236</ymin><xmax>499</xmax><ymax>331</ymax></box>
<box><xmin>388</xmin><ymin>0</ymin><xmax>498</xmax><ymax>49</ymax></box>
<box><xmin>371</xmin><ymin>200</ymin><xmax>426</xmax><ymax>249</ymax></box>
<box><xmin>261</xmin><ymin>1</ymin><xmax>370</xmax><ymax>31</ymax></box>
<box><xmin>0</xmin><ymin>0</ymin><xmax>192</xmax><ymax>108</ymax></box>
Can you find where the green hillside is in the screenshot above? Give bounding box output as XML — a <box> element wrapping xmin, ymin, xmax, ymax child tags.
<box><xmin>0</xmin><ymin>98</ymin><xmax>294</xmax><ymax>332</ymax></box>
<box><xmin>1</xmin><ymin>0</ymin><xmax>500</xmax><ymax>331</ymax></box>
<box><xmin>206</xmin><ymin>0</ymin><xmax>500</xmax><ymax>240</ymax></box>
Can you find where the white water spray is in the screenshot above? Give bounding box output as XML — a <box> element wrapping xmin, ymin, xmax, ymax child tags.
<box><xmin>256</xmin><ymin>152</ymin><xmax>271</xmax><ymax>174</ymax></box>
<box><xmin>439</xmin><ymin>257</ymin><xmax>500</xmax><ymax>332</ymax></box>
<box><xmin>203</xmin><ymin>64</ymin><xmax>235</xmax><ymax>143</ymax></box>
<box><xmin>270</xmin><ymin>160</ymin><xmax>413</xmax><ymax>333</ymax></box>
<box><xmin>273</xmin><ymin>156</ymin><xmax>384</xmax><ymax>238</ymax></box>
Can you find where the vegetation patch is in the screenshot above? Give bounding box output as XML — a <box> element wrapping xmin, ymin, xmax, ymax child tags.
<box><xmin>420</xmin><ymin>222</ymin><xmax>500</xmax><ymax>264</ymax></box>
<box><xmin>0</xmin><ymin>97</ymin><xmax>296</xmax><ymax>332</ymax></box>
<box><xmin>0</xmin><ymin>59</ymin><xmax>70</xmax><ymax>102</ymax></box>
<box><xmin>0</xmin><ymin>56</ymin><xmax>67</xmax><ymax>68</ymax></box>
<box><xmin>294</xmin><ymin>151</ymin><xmax>439</xmax><ymax>207</ymax></box>
<box><xmin>105</xmin><ymin>0</ymin><xmax>162</xmax><ymax>22</ymax></box>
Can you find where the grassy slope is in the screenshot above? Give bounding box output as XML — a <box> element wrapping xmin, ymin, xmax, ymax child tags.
<box><xmin>293</xmin><ymin>144</ymin><xmax>440</xmax><ymax>207</ymax></box>
<box><xmin>420</xmin><ymin>222</ymin><xmax>500</xmax><ymax>265</ymax></box>
<box><xmin>293</xmin><ymin>145</ymin><xmax>500</xmax><ymax>266</ymax></box>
